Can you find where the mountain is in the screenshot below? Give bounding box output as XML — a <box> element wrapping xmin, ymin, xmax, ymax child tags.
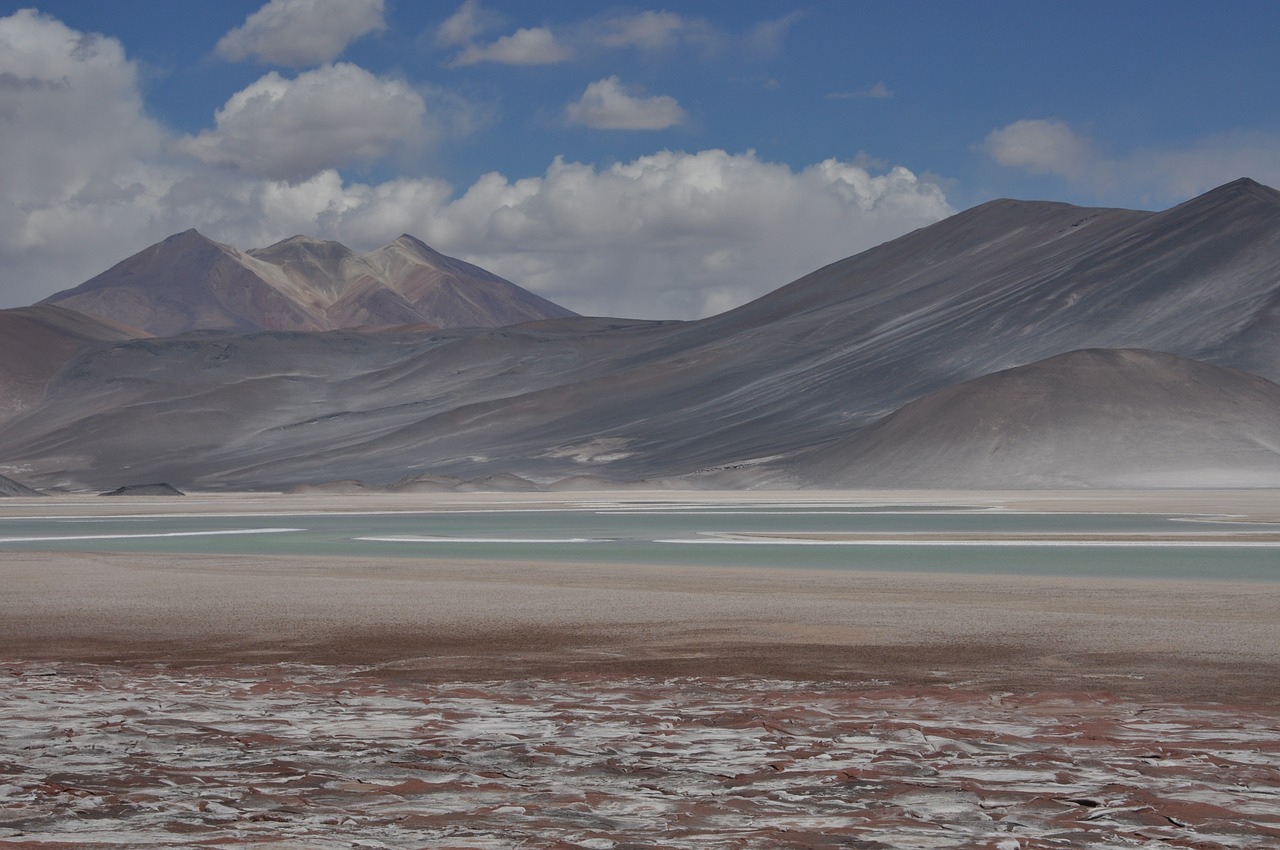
<box><xmin>39</xmin><ymin>231</ymin><xmax>576</xmax><ymax>336</ymax></box>
<box><xmin>795</xmin><ymin>349</ymin><xmax>1280</xmax><ymax>488</ymax></box>
<box><xmin>0</xmin><ymin>305</ymin><xmax>145</xmax><ymax>424</ymax></box>
<box><xmin>5</xmin><ymin>179</ymin><xmax>1280</xmax><ymax>491</ymax></box>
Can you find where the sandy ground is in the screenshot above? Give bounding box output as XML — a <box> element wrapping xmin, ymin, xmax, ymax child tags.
<box><xmin>3</xmin><ymin>489</ymin><xmax>1280</xmax><ymax>705</ymax></box>
<box><xmin>5</xmin><ymin>487</ymin><xmax>1280</xmax><ymax>519</ymax></box>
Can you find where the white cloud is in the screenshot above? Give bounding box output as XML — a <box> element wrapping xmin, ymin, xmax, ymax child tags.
<box><xmin>983</xmin><ymin>118</ymin><xmax>1280</xmax><ymax>203</ymax></box>
<box><xmin>440</xmin><ymin>7</ymin><xmax>804</xmax><ymax>68</ymax></box>
<box><xmin>983</xmin><ymin>119</ymin><xmax>1093</xmax><ymax>177</ymax></box>
<box><xmin>566</xmin><ymin>77</ymin><xmax>686</xmax><ymax>131</ymax></box>
<box><xmin>216</xmin><ymin>0</ymin><xmax>384</xmax><ymax>67</ymax></box>
<box><xmin>436</xmin><ymin>0</ymin><xmax>501</xmax><ymax>48</ymax></box>
<box><xmin>0</xmin><ymin>10</ymin><xmax>178</xmax><ymax>305</ymax></box>
<box><xmin>827</xmin><ymin>82</ymin><xmax>894</xmax><ymax>100</ymax></box>
<box><xmin>748</xmin><ymin>11</ymin><xmax>805</xmax><ymax>55</ymax></box>
<box><xmin>305</xmin><ymin>150</ymin><xmax>954</xmax><ymax>319</ymax></box>
<box><xmin>449</xmin><ymin>26</ymin><xmax>571</xmax><ymax>66</ymax></box>
<box><xmin>594</xmin><ymin>11</ymin><xmax>704</xmax><ymax>49</ymax></box>
<box><xmin>174</xmin><ymin>63</ymin><xmax>427</xmax><ymax>182</ymax></box>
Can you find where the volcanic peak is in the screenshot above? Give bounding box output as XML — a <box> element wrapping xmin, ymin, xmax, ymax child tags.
<box><xmin>41</xmin><ymin>231</ymin><xmax>575</xmax><ymax>335</ymax></box>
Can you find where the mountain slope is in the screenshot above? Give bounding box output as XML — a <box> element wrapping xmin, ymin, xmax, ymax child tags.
<box><xmin>0</xmin><ymin>305</ymin><xmax>145</xmax><ymax>424</ymax></box>
<box><xmin>5</xmin><ymin>179</ymin><xmax>1280</xmax><ymax>490</ymax></box>
<box><xmin>39</xmin><ymin>230</ymin><xmax>328</xmax><ymax>336</ymax></box>
<box><xmin>795</xmin><ymin>348</ymin><xmax>1280</xmax><ymax>488</ymax></box>
<box><xmin>40</xmin><ymin>231</ymin><xmax>576</xmax><ymax>335</ymax></box>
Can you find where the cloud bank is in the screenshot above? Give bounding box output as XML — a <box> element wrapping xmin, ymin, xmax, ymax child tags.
<box><xmin>984</xmin><ymin>118</ymin><xmax>1280</xmax><ymax>204</ymax></box>
<box><xmin>216</xmin><ymin>0</ymin><xmax>385</xmax><ymax>67</ymax></box>
<box><xmin>0</xmin><ymin>9</ymin><xmax>952</xmax><ymax>321</ymax></box>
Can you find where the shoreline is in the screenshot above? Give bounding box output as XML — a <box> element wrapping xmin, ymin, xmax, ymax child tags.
<box><xmin>3</xmin><ymin>490</ymin><xmax>1279</xmax><ymax>706</ymax></box>
<box><xmin>4</xmin><ymin>486</ymin><xmax>1280</xmax><ymax>518</ymax></box>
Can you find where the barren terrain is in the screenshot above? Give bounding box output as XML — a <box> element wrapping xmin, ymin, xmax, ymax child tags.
<box><xmin>3</xmin><ymin>490</ymin><xmax>1278</xmax><ymax>848</ymax></box>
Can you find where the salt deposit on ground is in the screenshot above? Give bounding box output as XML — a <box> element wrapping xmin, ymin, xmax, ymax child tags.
<box><xmin>2</xmin><ymin>661</ymin><xmax>1278</xmax><ymax>849</ymax></box>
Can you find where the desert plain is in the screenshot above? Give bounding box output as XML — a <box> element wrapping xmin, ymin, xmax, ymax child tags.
<box><xmin>2</xmin><ymin>489</ymin><xmax>1279</xmax><ymax>848</ymax></box>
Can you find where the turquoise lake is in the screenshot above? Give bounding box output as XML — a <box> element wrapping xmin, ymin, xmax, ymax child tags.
<box><xmin>1</xmin><ymin>502</ymin><xmax>1277</xmax><ymax>581</ymax></box>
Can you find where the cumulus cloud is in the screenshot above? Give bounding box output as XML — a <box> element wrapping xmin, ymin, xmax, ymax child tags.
<box><xmin>0</xmin><ymin>10</ymin><xmax>177</xmax><ymax>304</ymax></box>
<box><xmin>448</xmin><ymin>26</ymin><xmax>570</xmax><ymax>66</ymax></box>
<box><xmin>299</xmin><ymin>151</ymin><xmax>954</xmax><ymax>318</ymax></box>
<box><xmin>436</xmin><ymin>0</ymin><xmax>501</xmax><ymax>48</ymax></box>
<box><xmin>216</xmin><ymin>0</ymin><xmax>385</xmax><ymax>67</ymax></box>
<box><xmin>174</xmin><ymin>63</ymin><xmax>427</xmax><ymax>182</ymax></box>
<box><xmin>566</xmin><ymin>77</ymin><xmax>686</xmax><ymax>131</ymax></box>
<box><xmin>983</xmin><ymin>119</ymin><xmax>1093</xmax><ymax>177</ymax></box>
<box><xmin>983</xmin><ymin>118</ymin><xmax>1280</xmax><ymax>203</ymax></box>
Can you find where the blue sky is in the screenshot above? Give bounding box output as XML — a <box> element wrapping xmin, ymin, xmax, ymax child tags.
<box><xmin>3</xmin><ymin>1</ymin><xmax>1279</xmax><ymax>318</ymax></box>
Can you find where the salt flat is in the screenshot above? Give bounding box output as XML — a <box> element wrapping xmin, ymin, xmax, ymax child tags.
<box><xmin>3</xmin><ymin>663</ymin><xmax>1278</xmax><ymax>849</ymax></box>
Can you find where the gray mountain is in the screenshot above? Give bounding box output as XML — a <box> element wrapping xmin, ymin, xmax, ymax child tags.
<box><xmin>4</xmin><ymin>179</ymin><xmax>1280</xmax><ymax>490</ymax></box>
<box><xmin>795</xmin><ymin>349</ymin><xmax>1280</xmax><ymax>488</ymax></box>
<box><xmin>40</xmin><ymin>230</ymin><xmax>576</xmax><ymax>336</ymax></box>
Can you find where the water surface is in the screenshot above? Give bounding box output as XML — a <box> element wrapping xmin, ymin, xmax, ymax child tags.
<box><xmin>1</xmin><ymin>503</ymin><xmax>1276</xmax><ymax>581</ymax></box>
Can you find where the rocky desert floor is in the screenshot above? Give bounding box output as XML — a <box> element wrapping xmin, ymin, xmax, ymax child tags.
<box><xmin>2</xmin><ymin>490</ymin><xmax>1279</xmax><ymax>848</ymax></box>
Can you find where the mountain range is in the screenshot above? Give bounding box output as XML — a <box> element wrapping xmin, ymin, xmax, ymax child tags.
<box><xmin>2</xmin><ymin>177</ymin><xmax>1280</xmax><ymax>492</ymax></box>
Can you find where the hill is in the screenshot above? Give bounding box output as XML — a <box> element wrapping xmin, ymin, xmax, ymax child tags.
<box><xmin>0</xmin><ymin>473</ymin><xmax>43</xmax><ymax>497</ymax></box>
<box><xmin>795</xmin><ymin>349</ymin><xmax>1280</xmax><ymax>488</ymax></box>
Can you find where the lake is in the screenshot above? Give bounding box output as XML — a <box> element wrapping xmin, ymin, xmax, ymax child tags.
<box><xmin>2</xmin><ymin>499</ymin><xmax>1277</xmax><ymax>581</ymax></box>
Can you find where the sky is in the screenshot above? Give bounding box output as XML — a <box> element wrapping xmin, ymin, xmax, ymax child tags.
<box><xmin>2</xmin><ymin>1</ymin><xmax>1279</xmax><ymax>319</ymax></box>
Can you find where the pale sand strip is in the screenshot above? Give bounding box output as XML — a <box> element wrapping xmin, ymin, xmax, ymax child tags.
<box><xmin>2</xmin><ymin>547</ymin><xmax>1279</xmax><ymax>705</ymax></box>
<box><xmin>701</xmin><ymin>531</ymin><xmax>1280</xmax><ymax>545</ymax></box>
<box><xmin>4</xmin><ymin>487</ymin><xmax>1280</xmax><ymax>522</ymax></box>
